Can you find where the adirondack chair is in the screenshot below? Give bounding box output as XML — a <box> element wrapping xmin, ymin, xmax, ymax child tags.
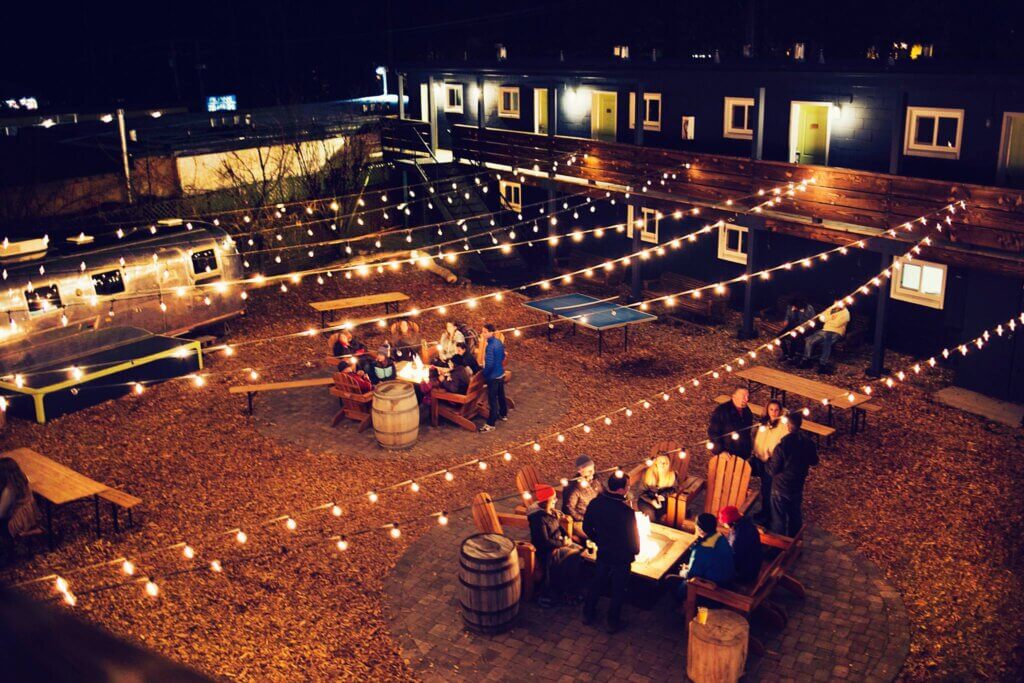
<box><xmin>432</xmin><ymin>372</ymin><xmax>487</xmax><ymax>431</ymax></box>
<box><xmin>515</xmin><ymin>464</ymin><xmax>546</xmax><ymax>500</ymax></box>
<box><xmin>704</xmin><ymin>453</ymin><xmax>759</xmax><ymax>516</ymax></box>
<box><xmin>388</xmin><ymin>321</ymin><xmax>429</xmax><ymax>360</ymax></box>
<box><xmin>683</xmin><ymin>526</ymin><xmax>807</xmax><ymax>655</ymax></box>
<box><xmin>471</xmin><ymin>492</ymin><xmax>541</xmax><ymax>602</ymax></box>
<box><xmin>329</xmin><ymin>372</ymin><xmax>373</xmax><ymax>432</ymax></box>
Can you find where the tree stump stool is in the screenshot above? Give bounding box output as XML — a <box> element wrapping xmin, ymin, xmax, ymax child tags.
<box><xmin>686</xmin><ymin>609</ymin><xmax>749</xmax><ymax>683</ymax></box>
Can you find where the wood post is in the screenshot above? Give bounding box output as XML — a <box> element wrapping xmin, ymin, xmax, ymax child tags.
<box><xmin>867</xmin><ymin>251</ymin><xmax>893</xmax><ymax>377</ymax></box>
<box><xmin>397</xmin><ymin>72</ymin><xmax>405</xmax><ymax>120</ymax></box>
<box><xmin>888</xmin><ymin>90</ymin><xmax>906</xmax><ymax>175</ymax></box>
<box><xmin>427</xmin><ymin>76</ymin><xmax>438</xmax><ymax>153</ymax></box>
<box><xmin>751</xmin><ymin>86</ymin><xmax>766</xmax><ymax>161</ymax></box>
<box><xmin>547</xmin><ymin>185</ymin><xmax>557</xmax><ymax>276</ymax></box>
<box><xmin>738</xmin><ymin>217</ymin><xmax>763</xmax><ymax>339</ymax></box>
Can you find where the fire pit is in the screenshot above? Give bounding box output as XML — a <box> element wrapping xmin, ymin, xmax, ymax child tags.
<box><xmin>396</xmin><ymin>356</ymin><xmax>431</xmax><ymax>384</ymax></box>
<box><xmin>629</xmin><ymin>513</ymin><xmax>698</xmax><ymax>581</ymax></box>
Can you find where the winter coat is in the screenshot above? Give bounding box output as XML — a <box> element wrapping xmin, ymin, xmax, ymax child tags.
<box><xmin>583</xmin><ymin>491</ymin><xmax>640</xmax><ymax>566</ymax></box>
<box><xmin>683</xmin><ymin>532</ymin><xmax>736</xmax><ymax>587</ymax></box>
<box><xmin>708</xmin><ymin>400</ymin><xmax>754</xmax><ymax>458</ymax></box>
<box><xmin>482</xmin><ymin>336</ymin><xmax>506</xmax><ymax>381</ymax></box>
<box><xmin>728</xmin><ymin>516</ymin><xmax>764</xmax><ymax>585</ymax></box>
<box><xmin>528</xmin><ymin>508</ymin><xmax>569</xmax><ymax>564</ymax></box>
<box><xmin>562</xmin><ymin>477</ymin><xmax>602</xmax><ymax>522</ymax></box>
<box><xmin>768</xmin><ymin>431</ymin><xmax>819</xmax><ymax>499</ymax></box>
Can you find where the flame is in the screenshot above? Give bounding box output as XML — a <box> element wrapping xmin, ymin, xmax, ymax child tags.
<box><xmin>634</xmin><ymin>511</ymin><xmax>661</xmax><ymax>563</ymax></box>
<box><xmin>397</xmin><ymin>355</ymin><xmax>431</xmax><ymax>383</ymax></box>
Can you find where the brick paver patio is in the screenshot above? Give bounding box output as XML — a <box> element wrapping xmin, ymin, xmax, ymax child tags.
<box><xmin>383</xmin><ymin>510</ymin><xmax>909</xmax><ymax>682</ymax></box>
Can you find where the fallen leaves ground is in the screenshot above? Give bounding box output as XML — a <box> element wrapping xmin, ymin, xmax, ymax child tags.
<box><xmin>1</xmin><ymin>268</ymin><xmax>1022</xmax><ymax>681</ymax></box>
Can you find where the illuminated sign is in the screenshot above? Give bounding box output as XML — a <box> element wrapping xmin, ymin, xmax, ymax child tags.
<box><xmin>206</xmin><ymin>95</ymin><xmax>237</xmax><ymax>112</ymax></box>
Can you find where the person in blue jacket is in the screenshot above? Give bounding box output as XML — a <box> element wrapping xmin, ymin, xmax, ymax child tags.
<box><xmin>478</xmin><ymin>323</ymin><xmax>508</xmax><ymax>432</ymax></box>
<box><xmin>665</xmin><ymin>512</ymin><xmax>736</xmax><ymax>600</ymax></box>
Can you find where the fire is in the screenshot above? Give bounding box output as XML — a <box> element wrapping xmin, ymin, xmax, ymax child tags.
<box><xmin>634</xmin><ymin>511</ymin><xmax>661</xmax><ymax>563</ymax></box>
<box><xmin>397</xmin><ymin>355</ymin><xmax>430</xmax><ymax>383</ymax></box>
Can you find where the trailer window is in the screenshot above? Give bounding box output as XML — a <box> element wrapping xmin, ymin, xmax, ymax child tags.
<box><xmin>91</xmin><ymin>269</ymin><xmax>126</xmax><ymax>296</ymax></box>
<box><xmin>190</xmin><ymin>249</ymin><xmax>219</xmax><ymax>279</ymax></box>
<box><xmin>25</xmin><ymin>284</ymin><xmax>62</xmax><ymax>313</ymax></box>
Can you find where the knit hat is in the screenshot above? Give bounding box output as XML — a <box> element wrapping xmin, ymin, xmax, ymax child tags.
<box><xmin>575</xmin><ymin>454</ymin><xmax>595</xmax><ymax>471</ymax></box>
<box><xmin>718</xmin><ymin>505</ymin><xmax>741</xmax><ymax>525</ymax></box>
<box><xmin>533</xmin><ymin>484</ymin><xmax>556</xmax><ymax>503</ymax></box>
<box><xmin>696</xmin><ymin>513</ymin><xmax>718</xmax><ymax>535</ymax></box>
<box><xmin>376</xmin><ymin>345</ymin><xmax>390</xmax><ymax>357</ymax></box>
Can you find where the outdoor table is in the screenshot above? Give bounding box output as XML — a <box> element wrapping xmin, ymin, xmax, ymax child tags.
<box><xmin>523</xmin><ymin>293</ymin><xmax>657</xmax><ymax>356</ymax></box>
<box><xmin>582</xmin><ymin>521</ymin><xmax>697</xmax><ymax>581</ymax></box>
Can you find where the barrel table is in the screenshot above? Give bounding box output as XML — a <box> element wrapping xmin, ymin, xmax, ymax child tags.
<box><xmin>686</xmin><ymin>609</ymin><xmax>749</xmax><ymax>682</ymax></box>
<box><xmin>458</xmin><ymin>533</ymin><xmax>521</xmax><ymax>634</ymax></box>
<box><xmin>371</xmin><ymin>380</ymin><xmax>419</xmax><ymax>449</ymax></box>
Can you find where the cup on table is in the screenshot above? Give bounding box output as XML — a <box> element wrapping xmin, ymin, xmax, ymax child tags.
<box><xmin>697</xmin><ymin>606</ymin><xmax>709</xmax><ymax>625</ymax></box>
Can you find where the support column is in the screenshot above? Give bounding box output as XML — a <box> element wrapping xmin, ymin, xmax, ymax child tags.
<box><xmin>633</xmin><ymin>82</ymin><xmax>645</xmax><ymax>147</ymax></box>
<box><xmin>547</xmin><ymin>85</ymin><xmax>557</xmax><ymax>137</ymax></box>
<box><xmin>888</xmin><ymin>90</ymin><xmax>907</xmax><ymax>175</ymax></box>
<box><xmin>427</xmin><ymin>76</ymin><xmax>438</xmax><ymax>153</ymax></box>
<box><xmin>867</xmin><ymin>251</ymin><xmax>893</xmax><ymax>377</ymax></box>
<box><xmin>738</xmin><ymin>217</ymin><xmax>763</xmax><ymax>340</ymax></box>
<box><xmin>476</xmin><ymin>75</ymin><xmax>485</xmax><ymax>130</ymax></box>
<box><xmin>397</xmin><ymin>72</ymin><xmax>405</xmax><ymax>120</ymax></box>
<box><xmin>402</xmin><ymin>169</ymin><xmax>410</xmax><ymax>231</ymax></box>
<box><xmin>630</xmin><ymin>83</ymin><xmax>644</xmax><ymax>301</ymax></box>
<box><xmin>750</xmin><ymin>86</ymin><xmax>766</xmax><ymax>161</ymax></box>
<box><xmin>547</xmin><ymin>185</ymin><xmax>557</xmax><ymax>276</ymax></box>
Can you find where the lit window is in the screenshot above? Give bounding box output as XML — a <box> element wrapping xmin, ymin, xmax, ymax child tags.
<box><xmin>627</xmin><ymin>206</ymin><xmax>660</xmax><ymax>244</ymax></box>
<box><xmin>890</xmin><ymin>257</ymin><xmax>946</xmax><ymax>309</ymax></box>
<box><xmin>190</xmin><ymin>248</ymin><xmax>220</xmax><ymax>281</ymax></box>
<box><xmin>91</xmin><ymin>269</ymin><xmax>126</xmax><ymax>297</ymax></box>
<box><xmin>498</xmin><ymin>87</ymin><xmax>520</xmax><ymax>118</ymax></box>
<box><xmin>717</xmin><ymin>223</ymin><xmax>748</xmax><ymax>264</ymax></box>
<box><xmin>723</xmin><ymin>97</ymin><xmax>755</xmax><ymax>139</ymax></box>
<box><xmin>629</xmin><ymin>92</ymin><xmax>662</xmax><ymax>131</ymax></box>
<box><xmin>25</xmin><ymin>284</ymin><xmax>62</xmax><ymax>314</ymax></box>
<box><xmin>904</xmin><ymin>107</ymin><xmax>963</xmax><ymax>159</ymax></box>
<box><xmin>499</xmin><ymin>179</ymin><xmax>522</xmax><ymax>212</ymax></box>
<box><xmin>443</xmin><ymin>83</ymin><xmax>464</xmax><ymax>114</ymax></box>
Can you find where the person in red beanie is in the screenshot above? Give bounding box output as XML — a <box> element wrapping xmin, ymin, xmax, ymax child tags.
<box><xmin>718</xmin><ymin>505</ymin><xmax>763</xmax><ymax>585</ymax></box>
<box><xmin>528</xmin><ymin>483</ymin><xmax>583</xmax><ymax>607</ymax></box>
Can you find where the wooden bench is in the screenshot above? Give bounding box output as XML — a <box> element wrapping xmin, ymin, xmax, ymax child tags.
<box><xmin>642</xmin><ymin>272</ymin><xmax>728</xmax><ymax>323</ymax></box>
<box><xmin>683</xmin><ymin>526</ymin><xmax>806</xmax><ymax>653</ymax></box>
<box><xmin>99</xmin><ymin>488</ymin><xmax>142</xmax><ymax>531</ymax></box>
<box><xmin>853</xmin><ymin>401</ymin><xmax>881</xmax><ymax>432</ymax></box>
<box><xmin>310</xmin><ymin>292</ymin><xmax>409</xmax><ymax>328</ymax></box>
<box><xmin>714</xmin><ymin>395</ymin><xmax>836</xmax><ymax>447</ymax></box>
<box><xmin>760</xmin><ymin>312</ymin><xmax>869</xmax><ymax>356</ymax></box>
<box><xmin>230</xmin><ymin>377</ymin><xmax>334</xmax><ymax>415</ymax></box>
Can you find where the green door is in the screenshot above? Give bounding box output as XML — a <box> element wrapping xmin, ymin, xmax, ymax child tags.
<box><xmin>591</xmin><ymin>92</ymin><xmax>617</xmax><ymax>142</ymax></box>
<box><xmin>1004</xmin><ymin>115</ymin><xmax>1024</xmax><ymax>188</ymax></box>
<box><xmin>795</xmin><ymin>104</ymin><xmax>829</xmax><ymax>165</ymax></box>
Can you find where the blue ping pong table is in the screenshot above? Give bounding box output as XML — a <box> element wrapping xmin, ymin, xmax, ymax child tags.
<box><xmin>523</xmin><ymin>293</ymin><xmax>657</xmax><ymax>356</ymax></box>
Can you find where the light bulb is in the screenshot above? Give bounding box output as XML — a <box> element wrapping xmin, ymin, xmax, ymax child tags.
<box><xmin>332</xmin><ymin>504</ymin><xmax>342</xmax><ymax>517</ymax></box>
<box><xmin>336</xmin><ymin>538</ymin><xmax>349</xmax><ymax>551</ymax></box>
<box><xmin>183</xmin><ymin>545</ymin><xmax>195</xmax><ymax>559</ymax></box>
<box><xmin>122</xmin><ymin>560</ymin><xmax>136</xmax><ymax>575</ymax></box>
<box><xmin>144</xmin><ymin>580</ymin><xmax>159</xmax><ymax>597</ymax></box>
<box><xmin>210</xmin><ymin>560</ymin><xmax>223</xmax><ymax>572</ymax></box>
<box><xmin>389</xmin><ymin>525</ymin><xmax>401</xmax><ymax>539</ymax></box>
<box><xmin>368</xmin><ymin>491</ymin><xmax>379</xmax><ymax>503</ymax></box>
<box><xmin>438</xmin><ymin>513</ymin><xmax>449</xmax><ymax>526</ymax></box>
<box><xmin>285</xmin><ymin>517</ymin><xmax>297</xmax><ymax>530</ymax></box>
<box><xmin>235</xmin><ymin>530</ymin><xmax>247</xmax><ymax>544</ymax></box>
<box><xmin>444</xmin><ymin>470</ymin><xmax>454</xmax><ymax>482</ymax></box>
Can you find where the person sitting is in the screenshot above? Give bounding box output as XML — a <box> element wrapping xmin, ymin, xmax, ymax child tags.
<box><xmin>665</xmin><ymin>512</ymin><xmax>736</xmax><ymax>600</ymax></box>
<box><xmin>390</xmin><ymin>320</ymin><xmax>423</xmax><ymax>360</ymax></box>
<box><xmin>636</xmin><ymin>454</ymin><xmax>678</xmax><ymax>523</ymax></box>
<box><xmin>707</xmin><ymin>387</ymin><xmax>754</xmax><ymax>460</ymax></box>
<box><xmin>328</xmin><ymin>330</ymin><xmax>366</xmax><ymax>371</ymax></box>
<box><xmin>799</xmin><ymin>302</ymin><xmax>850</xmax><ymax>374</ymax></box>
<box><xmin>436</xmin><ymin>363</ymin><xmax>471</xmax><ymax>395</ymax></box>
<box><xmin>368</xmin><ymin>347</ymin><xmax>397</xmax><ymax>385</ymax></box>
<box><xmin>751</xmin><ymin>399</ymin><xmax>787</xmax><ymax>527</ymax></box>
<box><xmin>582</xmin><ymin>473</ymin><xmax>640</xmax><ymax>633</ymax></box>
<box><xmin>562</xmin><ymin>455</ymin><xmax>602</xmax><ymax>540</ymax></box>
<box><xmin>768</xmin><ymin>412</ymin><xmax>819</xmax><ymax>537</ymax></box>
<box><xmin>339</xmin><ymin>364</ymin><xmax>373</xmax><ymax>393</ymax></box>
<box><xmin>433</xmin><ymin>321</ymin><xmax>465</xmax><ymax>366</ymax></box>
<box><xmin>528</xmin><ymin>484</ymin><xmax>583</xmax><ymax>607</ymax></box>
<box><xmin>718</xmin><ymin>505</ymin><xmax>763</xmax><ymax>585</ymax></box>
<box><xmin>779</xmin><ymin>297</ymin><xmax>816</xmax><ymax>361</ymax></box>
<box><xmin>451</xmin><ymin>341</ymin><xmax>481</xmax><ymax>375</ymax></box>
<box><xmin>0</xmin><ymin>457</ymin><xmax>42</xmax><ymax>554</ymax></box>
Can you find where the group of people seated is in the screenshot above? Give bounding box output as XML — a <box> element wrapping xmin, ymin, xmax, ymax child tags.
<box><xmin>778</xmin><ymin>297</ymin><xmax>851</xmax><ymax>374</ymax></box>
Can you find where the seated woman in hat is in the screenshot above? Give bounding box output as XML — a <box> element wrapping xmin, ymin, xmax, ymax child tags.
<box><xmin>368</xmin><ymin>346</ymin><xmax>397</xmax><ymax>385</ymax></box>
<box><xmin>528</xmin><ymin>484</ymin><xmax>584</xmax><ymax>607</ymax></box>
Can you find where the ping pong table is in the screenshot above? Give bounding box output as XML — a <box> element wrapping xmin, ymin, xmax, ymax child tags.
<box><xmin>523</xmin><ymin>293</ymin><xmax>657</xmax><ymax>356</ymax></box>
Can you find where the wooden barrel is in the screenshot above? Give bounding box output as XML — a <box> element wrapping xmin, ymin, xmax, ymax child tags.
<box><xmin>687</xmin><ymin>609</ymin><xmax>749</xmax><ymax>683</ymax></box>
<box><xmin>371</xmin><ymin>381</ymin><xmax>419</xmax><ymax>449</ymax></box>
<box><xmin>458</xmin><ymin>533</ymin><xmax>521</xmax><ymax>634</ymax></box>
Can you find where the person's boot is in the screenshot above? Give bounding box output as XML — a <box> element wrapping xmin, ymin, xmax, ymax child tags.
<box><xmin>816</xmin><ymin>362</ymin><xmax>834</xmax><ymax>375</ymax></box>
<box><xmin>797</xmin><ymin>357</ymin><xmax>812</xmax><ymax>369</ymax></box>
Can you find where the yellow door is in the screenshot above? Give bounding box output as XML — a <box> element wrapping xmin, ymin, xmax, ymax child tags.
<box><xmin>795</xmin><ymin>104</ymin><xmax>829</xmax><ymax>165</ymax></box>
<box><xmin>535</xmin><ymin>88</ymin><xmax>548</xmax><ymax>134</ymax></box>
<box><xmin>591</xmin><ymin>92</ymin><xmax>617</xmax><ymax>142</ymax></box>
<box><xmin>1005</xmin><ymin>115</ymin><xmax>1024</xmax><ymax>188</ymax></box>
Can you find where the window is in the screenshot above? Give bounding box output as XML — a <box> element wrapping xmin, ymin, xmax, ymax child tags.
<box><xmin>190</xmin><ymin>248</ymin><xmax>220</xmax><ymax>280</ymax></box>
<box><xmin>498</xmin><ymin>179</ymin><xmax>522</xmax><ymax>212</ymax></box>
<box><xmin>443</xmin><ymin>83</ymin><xmax>464</xmax><ymax>114</ymax></box>
<box><xmin>723</xmin><ymin>97</ymin><xmax>755</xmax><ymax>140</ymax></box>
<box><xmin>628</xmin><ymin>92</ymin><xmax>662</xmax><ymax>131</ymax></box>
<box><xmin>498</xmin><ymin>87</ymin><xmax>520</xmax><ymax>118</ymax></box>
<box><xmin>904</xmin><ymin>107</ymin><xmax>964</xmax><ymax>159</ymax></box>
<box><xmin>91</xmin><ymin>269</ymin><xmax>125</xmax><ymax>297</ymax></box>
<box><xmin>626</xmin><ymin>206</ymin><xmax>660</xmax><ymax>244</ymax></box>
<box><xmin>890</xmin><ymin>257</ymin><xmax>947</xmax><ymax>309</ymax></box>
<box><xmin>25</xmin><ymin>284</ymin><xmax>62</xmax><ymax>314</ymax></box>
<box><xmin>717</xmin><ymin>223</ymin><xmax>748</xmax><ymax>264</ymax></box>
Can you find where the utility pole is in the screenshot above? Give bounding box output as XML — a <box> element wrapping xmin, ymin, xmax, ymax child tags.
<box><xmin>116</xmin><ymin>108</ymin><xmax>133</xmax><ymax>204</ymax></box>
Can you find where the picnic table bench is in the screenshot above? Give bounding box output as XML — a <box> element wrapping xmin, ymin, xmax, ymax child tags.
<box><xmin>643</xmin><ymin>272</ymin><xmax>728</xmax><ymax>323</ymax></box>
<box><xmin>714</xmin><ymin>395</ymin><xmax>836</xmax><ymax>447</ymax></box>
<box><xmin>310</xmin><ymin>292</ymin><xmax>409</xmax><ymax>328</ymax></box>
<box><xmin>230</xmin><ymin>377</ymin><xmax>334</xmax><ymax>415</ymax></box>
<box><xmin>735</xmin><ymin>365</ymin><xmax>874</xmax><ymax>435</ymax></box>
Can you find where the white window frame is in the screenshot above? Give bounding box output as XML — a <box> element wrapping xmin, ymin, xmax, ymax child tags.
<box><xmin>717</xmin><ymin>223</ymin><xmax>748</xmax><ymax>264</ymax></box>
<box><xmin>443</xmin><ymin>83</ymin><xmax>464</xmax><ymax>114</ymax></box>
<box><xmin>903</xmin><ymin>107</ymin><xmax>964</xmax><ymax>159</ymax></box>
<box><xmin>628</xmin><ymin>92</ymin><xmax>663</xmax><ymax>131</ymax></box>
<box><xmin>498</xmin><ymin>179</ymin><xmax>522</xmax><ymax>212</ymax></box>
<box><xmin>996</xmin><ymin>111</ymin><xmax>1024</xmax><ymax>184</ymax></box>
<box><xmin>890</xmin><ymin>257</ymin><xmax>947</xmax><ymax>309</ymax></box>
<box><xmin>498</xmin><ymin>87</ymin><xmax>520</xmax><ymax>119</ymax></box>
<box><xmin>723</xmin><ymin>97</ymin><xmax>755</xmax><ymax>140</ymax></box>
<box><xmin>626</xmin><ymin>206</ymin><xmax>660</xmax><ymax>244</ymax></box>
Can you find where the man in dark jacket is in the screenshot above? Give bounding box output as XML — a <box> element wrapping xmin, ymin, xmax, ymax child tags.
<box><xmin>718</xmin><ymin>505</ymin><xmax>763</xmax><ymax>585</ymax></box>
<box><xmin>707</xmin><ymin>388</ymin><xmax>754</xmax><ymax>459</ymax></box>
<box><xmin>562</xmin><ymin>455</ymin><xmax>602</xmax><ymax>539</ymax></box>
<box><xmin>768</xmin><ymin>412</ymin><xmax>819</xmax><ymax>537</ymax></box>
<box><xmin>478</xmin><ymin>324</ymin><xmax>507</xmax><ymax>432</ymax></box>
<box><xmin>582</xmin><ymin>473</ymin><xmax>639</xmax><ymax>633</ymax></box>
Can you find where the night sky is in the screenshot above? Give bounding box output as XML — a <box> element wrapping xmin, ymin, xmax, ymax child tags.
<box><xmin>2</xmin><ymin>0</ymin><xmax>1022</xmax><ymax>110</ymax></box>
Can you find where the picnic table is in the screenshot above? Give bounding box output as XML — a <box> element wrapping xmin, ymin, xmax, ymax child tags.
<box><xmin>523</xmin><ymin>293</ymin><xmax>657</xmax><ymax>356</ymax></box>
<box><xmin>4</xmin><ymin>447</ymin><xmax>108</xmax><ymax>548</ymax></box>
<box><xmin>735</xmin><ymin>365</ymin><xmax>874</xmax><ymax>435</ymax></box>
<box><xmin>310</xmin><ymin>292</ymin><xmax>409</xmax><ymax>328</ymax></box>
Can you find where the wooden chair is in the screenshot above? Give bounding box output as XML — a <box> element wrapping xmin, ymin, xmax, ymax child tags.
<box><xmin>704</xmin><ymin>453</ymin><xmax>758</xmax><ymax>516</ymax></box>
<box><xmin>471</xmin><ymin>492</ymin><xmax>541</xmax><ymax>602</ymax></box>
<box><xmin>329</xmin><ymin>372</ymin><xmax>373</xmax><ymax>432</ymax></box>
<box><xmin>432</xmin><ymin>372</ymin><xmax>487</xmax><ymax>431</ymax></box>
<box><xmin>683</xmin><ymin>526</ymin><xmax>807</xmax><ymax>654</ymax></box>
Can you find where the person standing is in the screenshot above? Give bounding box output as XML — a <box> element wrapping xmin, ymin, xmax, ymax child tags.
<box><xmin>582</xmin><ymin>473</ymin><xmax>640</xmax><ymax>633</ymax></box>
<box><xmin>751</xmin><ymin>399</ymin><xmax>787</xmax><ymax>527</ymax></box>
<box><xmin>478</xmin><ymin>323</ymin><xmax>507</xmax><ymax>432</ymax></box>
<box><xmin>707</xmin><ymin>388</ymin><xmax>754</xmax><ymax>459</ymax></box>
<box><xmin>799</xmin><ymin>303</ymin><xmax>850</xmax><ymax>373</ymax></box>
<box><xmin>768</xmin><ymin>412</ymin><xmax>819</xmax><ymax>537</ymax></box>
